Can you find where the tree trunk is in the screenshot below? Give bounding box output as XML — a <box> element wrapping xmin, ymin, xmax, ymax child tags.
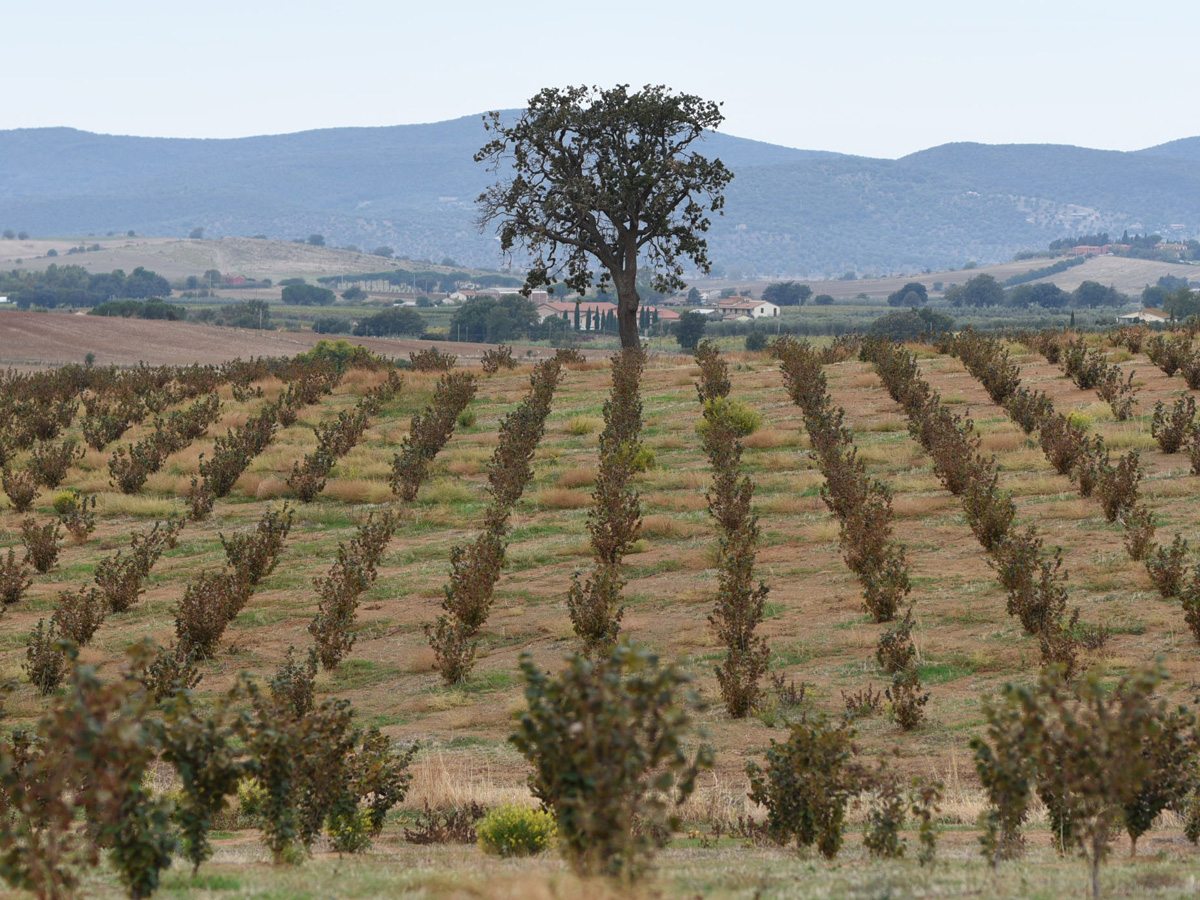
<box><xmin>614</xmin><ymin>272</ymin><xmax>641</xmax><ymax>349</ymax></box>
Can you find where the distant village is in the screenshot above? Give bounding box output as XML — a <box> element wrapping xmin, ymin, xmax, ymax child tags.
<box><xmin>333</xmin><ymin>281</ymin><xmax>783</xmax><ymax>331</ymax></box>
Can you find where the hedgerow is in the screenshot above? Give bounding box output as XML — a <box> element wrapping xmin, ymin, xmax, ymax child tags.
<box><xmin>430</xmin><ymin>358</ymin><xmax>564</xmax><ymax>683</ymax></box>
<box><xmin>390</xmin><ymin>371</ymin><xmax>478</xmax><ymax>501</ymax></box>
<box><xmin>567</xmin><ymin>348</ymin><xmax>645</xmax><ymax>653</ymax></box>
<box><xmin>694</xmin><ymin>341</ymin><xmax>770</xmax><ymax>716</ymax></box>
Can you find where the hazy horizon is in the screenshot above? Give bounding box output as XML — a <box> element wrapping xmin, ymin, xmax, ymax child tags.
<box><xmin>7</xmin><ymin>0</ymin><xmax>1198</xmax><ymax>160</ymax></box>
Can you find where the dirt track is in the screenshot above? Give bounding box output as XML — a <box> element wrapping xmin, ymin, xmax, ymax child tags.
<box><xmin>0</xmin><ymin>311</ymin><xmax>562</xmax><ymax>367</ymax></box>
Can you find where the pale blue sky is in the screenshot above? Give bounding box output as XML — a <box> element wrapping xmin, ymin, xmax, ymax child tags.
<box><xmin>7</xmin><ymin>0</ymin><xmax>1197</xmax><ymax>157</ymax></box>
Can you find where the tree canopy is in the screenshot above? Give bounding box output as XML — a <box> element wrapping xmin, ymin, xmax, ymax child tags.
<box><xmin>762</xmin><ymin>281</ymin><xmax>812</xmax><ymax>307</ymax></box>
<box><xmin>0</xmin><ymin>264</ymin><xmax>170</xmax><ymax>309</ymax></box>
<box><xmin>869</xmin><ymin>307</ymin><xmax>954</xmax><ymax>340</ymax></box>
<box><xmin>673</xmin><ymin>309</ymin><xmax>708</xmax><ymax>350</ymax></box>
<box><xmin>944</xmin><ymin>274</ymin><xmax>1003</xmax><ymax>308</ymax></box>
<box><xmin>886</xmin><ymin>282</ymin><xmax>928</xmax><ymax>307</ymax></box>
<box><xmin>281</xmin><ymin>283</ymin><xmax>336</xmax><ymax>306</ymax></box>
<box><xmin>352</xmin><ymin>307</ymin><xmax>427</xmax><ymax>337</ymax></box>
<box><xmin>448</xmin><ymin>294</ymin><xmax>539</xmax><ymax>343</ymax></box>
<box><xmin>475</xmin><ymin>84</ymin><xmax>733</xmax><ymax>348</ymax></box>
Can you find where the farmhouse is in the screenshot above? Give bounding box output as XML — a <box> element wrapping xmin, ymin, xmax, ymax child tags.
<box><xmin>1116</xmin><ymin>308</ymin><xmax>1170</xmax><ymax>324</ymax></box>
<box><xmin>716</xmin><ymin>298</ymin><xmax>780</xmax><ymax>318</ymax></box>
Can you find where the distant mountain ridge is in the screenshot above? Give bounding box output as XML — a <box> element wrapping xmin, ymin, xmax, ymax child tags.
<box><xmin>1</xmin><ymin>115</ymin><xmax>1197</xmax><ymax>276</ymax></box>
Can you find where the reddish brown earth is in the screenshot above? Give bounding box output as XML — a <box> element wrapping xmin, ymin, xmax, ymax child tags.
<box><xmin>0</xmin><ymin>311</ymin><xmax>568</xmax><ymax>367</ymax></box>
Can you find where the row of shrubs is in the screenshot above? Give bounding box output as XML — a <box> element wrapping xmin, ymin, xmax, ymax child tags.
<box><xmin>972</xmin><ymin>662</ymin><xmax>1200</xmax><ymax>894</ymax></box>
<box><xmin>287</xmin><ymin>370</ymin><xmax>404</xmax><ymax>501</ymax></box>
<box><xmin>23</xmin><ymin>517</ymin><xmax>186</xmax><ymax>693</ymax></box>
<box><xmin>566</xmin><ymin>347</ymin><xmax>647</xmax><ymax>654</ymax></box>
<box><xmin>774</xmin><ymin>336</ymin><xmax>926</xmax><ymax>729</ymax></box>
<box><xmin>174</xmin><ymin>505</ymin><xmax>295</xmax><ymax>661</ymax></box>
<box><xmin>189</xmin><ymin>362</ymin><xmax>342</xmax><ymax>518</ymax></box>
<box><xmin>108</xmin><ymin>394</ymin><xmax>223</xmax><ymax>494</ymax></box>
<box><xmin>429</xmin><ymin>357</ymin><xmax>566</xmax><ymax>683</ymax></box>
<box><xmin>954</xmin><ymin>329</ymin><xmax>1149</xmax><ymax>550</ymax></box>
<box><xmin>864</xmin><ymin>335</ymin><xmax>1090</xmax><ymax>676</ymax></box>
<box><xmin>693</xmin><ymin>341</ymin><xmax>771</xmax><ymax>718</ymax></box>
<box><xmin>0</xmin><ymin>357</ymin><xmax>272</xmax><ymax>466</ymax></box>
<box><xmin>389</xmin><ymin>371</ymin><xmax>478</xmax><ymax>501</ymax></box>
<box><xmin>308</xmin><ymin>511</ymin><xmax>400</xmax><ymax>670</ymax></box>
<box><xmin>9</xmin><ymin>607</ymin><xmax>1200</xmax><ymax>899</ymax></box>
<box><xmin>948</xmin><ymin>329</ymin><xmax>1200</xmax><ymax>652</ymax></box>
<box><xmin>1061</xmin><ymin>335</ymin><xmax>1138</xmax><ymax>419</ymax></box>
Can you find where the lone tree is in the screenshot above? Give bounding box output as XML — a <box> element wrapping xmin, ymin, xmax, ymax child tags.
<box><xmin>475</xmin><ymin>84</ymin><xmax>734</xmax><ymax>349</ymax></box>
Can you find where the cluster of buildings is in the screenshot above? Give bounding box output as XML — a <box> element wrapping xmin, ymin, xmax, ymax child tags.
<box><xmin>367</xmin><ymin>281</ymin><xmax>786</xmax><ymax>332</ymax></box>
<box><xmin>531</xmin><ymin>295</ymin><xmax>781</xmax><ymax>332</ymax></box>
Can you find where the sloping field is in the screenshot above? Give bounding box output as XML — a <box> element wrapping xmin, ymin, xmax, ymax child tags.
<box><xmin>1027</xmin><ymin>253</ymin><xmax>1199</xmax><ymax>295</ymax></box>
<box><xmin>4</xmin><ymin>336</ymin><xmax>1200</xmax><ymax>894</ymax></box>
<box><xmin>5</xmin><ymin>341</ymin><xmax>1200</xmax><ymax>773</ymax></box>
<box><xmin>0</xmin><ymin>236</ymin><xmax>462</xmax><ymax>282</ymax></box>
<box><xmin>728</xmin><ymin>255</ymin><xmax>1197</xmax><ymax>300</ymax></box>
<box><xmin>0</xmin><ymin>310</ymin><xmax>541</xmax><ymax>367</ymax></box>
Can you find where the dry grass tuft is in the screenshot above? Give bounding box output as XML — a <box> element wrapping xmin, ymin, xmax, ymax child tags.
<box><xmin>981</xmin><ymin>431</ymin><xmax>1022</xmax><ymax>454</ymax></box>
<box><xmin>534</xmin><ymin>489</ymin><xmax>592</xmax><ymax>510</ymax></box>
<box><xmin>563</xmin><ymin>415</ymin><xmax>602</xmax><ymax>435</ymax></box>
<box><xmin>324</xmin><ymin>479</ymin><xmax>393</xmax><ymax>504</ymax></box>
<box><xmin>638</xmin><ymin>514</ymin><xmax>692</xmax><ymax>539</ymax></box>
<box><xmin>800</xmin><ymin>520</ymin><xmax>841</xmax><ymax>543</ymax></box>
<box><xmin>557</xmin><ymin>466</ymin><xmax>598</xmax><ymax>489</ymax></box>
<box><xmin>96</xmin><ymin>493</ymin><xmax>181</xmax><ymax>518</ymax></box>
<box><xmin>893</xmin><ymin>495</ymin><xmax>954</xmax><ymax>517</ymax></box>
<box><xmin>742</xmin><ymin>428</ymin><xmax>799</xmax><ymax>449</ymax></box>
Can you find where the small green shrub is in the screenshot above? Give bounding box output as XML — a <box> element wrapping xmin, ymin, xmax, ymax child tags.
<box><xmin>746</xmin><ymin>715</ymin><xmax>865</xmax><ymax>859</ymax></box>
<box><xmin>695</xmin><ymin>397</ymin><xmax>763</xmax><ymax>439</ymax></box>
<box><xmin>512</xmin><ymin>641</ymin><xmax>712</xmax><ymax>879</ymax></box>
<box><xmin>477</xmin><ymin>804</ymin><xmax>557</xmax><ymax>857</ymax></box>
<box><xmin>566</xmin><ymin>415</ymin><xmax>601</xmax><ymax>435</ymax></box>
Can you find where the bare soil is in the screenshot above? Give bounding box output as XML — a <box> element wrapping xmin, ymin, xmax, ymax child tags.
<box><xmin>0</xmin><ymin>310</ymin><xmax>566</xmax><ymax>367</ymax></box>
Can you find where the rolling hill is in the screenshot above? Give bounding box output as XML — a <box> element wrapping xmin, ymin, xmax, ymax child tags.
<box><xmin>1</xmin><ymin>115</ymin><xmax>1198</xmax><ymax>276</ymax></box>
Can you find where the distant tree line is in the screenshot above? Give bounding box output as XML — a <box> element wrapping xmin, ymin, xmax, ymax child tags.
<box><xmin>315</xmin><ymin>270</ymin><xmax>525</xmax><ymax>294</ymax></box>
<box><xmin>1003</xmin><ymin>256</ymin><xmax>1086</xmax><ymax>287</ymax></box>
<box><xmin>0</xmin><ymin>265</ymin><xmax>172</xmax><ymax>309</ymax></box>
<box><xmin>88</xmin><ymin>299</ymin><xmax>186</xmax><ymax>320</ymax></box>
<box><xmin>944</xmin><ymin>273</ymin><xmax>1131</xmax><ymax>309</ymax></box>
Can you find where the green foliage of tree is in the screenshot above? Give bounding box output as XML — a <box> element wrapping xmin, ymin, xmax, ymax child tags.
<box><xmin>281</xmin><ymin>283</ymin><xmax>335</xmax><ymax>306</ymax></box>
<box><xmin>89</xmin><ymin>300</ymin><xmax>185</xmax><ymax>320</ymax></box>
<box><xmin>673</xmin><ymin>309</ymin><xmax>707</xmax><ymax>350</ymax></box>
<box><xmin>341</xmin><ymin>286</ymin><xmax>366</xmax><ymax>302</ymax></box>
<box><xmin>511</xmin><ymin>641</ymin><xmax>713</xmax><ymax>879</ymax></box>
<box><xmin>813</xmin><ymin>293</ymin><xmax>835</xmax><ymax>305</ymax></box>
<box><xmin>306</xmin><ymin>234</ymin><xmax>325</xmax><ymax>247</ymax></box>
<box><xmin>746</xmin><ymin>716</ymin><xmax>865</xmax><ymax>858</ymax></box>
<box><xmin>762</xmin><ymin>281</ymin><xmax>812</xmax><ymax>306</ymax></box>
<box><xmin>868</xmin><ymin>307</ymin><xmax>954</xmax><ymax>340</ymax></box>
<box><xmin>886</xmin><ymin>282</ymin><xmax>929</xmax><ymax>307</ymax></box>
<box><xmin>1006</xmin><ymin>282</ymin><xmax>1068</xmax><ymax>308</ymax></box>
<box><xmin>1071</xmin><ymin>280</ymin><xmax>1126</xmax><ymax>308</ymax></box>
<box><xmin>211</xmin><ymin>300</ymin><xmax>271</xmax><ymax>329</ymax></box>
<box><xmin>945</xmin><ymin>274</ymin><xmax>1004</xmax><ymax>307</ymax></box>
<box><xmin>1164</xmin><ymin>286</ymin><xmax>1200</xmax><ymax>319</ymax></box>
<box><xmin>352</xmin><ymin>307</ymin><xmax>426</xmax><ymax>337</ymax></box>
<box><xmin>311</xmin><ymin>316</ymin><xmax>353</xmax><ymax>335</ymax></box>
<box><xmin>476</xmin><ymin>84</ymin><xmax>733</xmax><ymax>348</ymax></box>
<box><xmin>448</xmin><ymin>294</ymin><xmax>538</xmax><ymax>343</ymax></box>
